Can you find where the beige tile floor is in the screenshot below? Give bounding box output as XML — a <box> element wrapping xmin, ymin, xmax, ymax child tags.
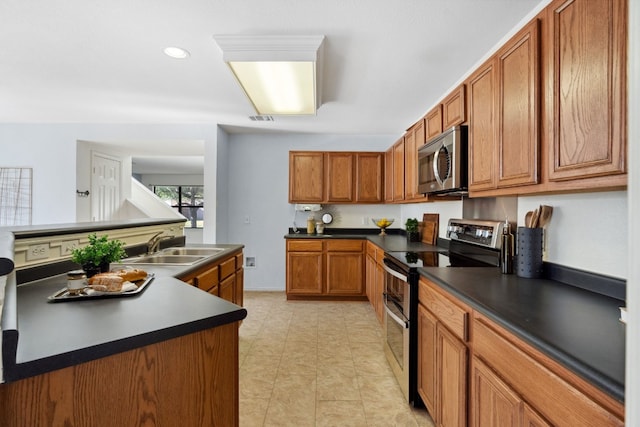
<box><xmin>239</xmin><ymin>291</ymin><xmax>435</xmax><ymax>427</ymax></box>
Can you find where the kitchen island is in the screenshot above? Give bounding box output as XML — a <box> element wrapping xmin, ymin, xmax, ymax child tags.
<box><xmin>0</xmin><ymin>221</ymin><xmax>247</xmax><ymax>426</ymax></box>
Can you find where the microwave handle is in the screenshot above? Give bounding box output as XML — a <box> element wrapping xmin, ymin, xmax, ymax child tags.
<box><xmin>433</xmin><ymin>145</ymin><xmax>445</xmax><ymax>187</ymax></box>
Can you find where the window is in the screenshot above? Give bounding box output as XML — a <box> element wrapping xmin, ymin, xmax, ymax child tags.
<box><xmin>153</xmin><ymin>185</ymin><xmax>204</xmax><ymax>228</ymax></box>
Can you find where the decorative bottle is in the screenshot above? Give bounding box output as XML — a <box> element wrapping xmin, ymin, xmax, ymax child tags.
<box><xmin>500</xmin><ymin>220</ymin><xmax>514</xmax><ymax>274</ymax></box>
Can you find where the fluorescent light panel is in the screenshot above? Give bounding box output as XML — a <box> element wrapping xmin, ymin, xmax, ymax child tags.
<box><xmin>228</xmin><ymin>61</ymin><xmax>315</xmax><ymax>115</ymax></box>
<box><xmin>213</xmin><ymin>35</ymin><xmax>324</xmax><ymax>116</ymax></box>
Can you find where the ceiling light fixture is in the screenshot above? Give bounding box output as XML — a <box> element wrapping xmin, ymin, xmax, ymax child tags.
<box><xmin>213</xmin><ymin>35</ymin><xmax>325</xmax><ymax>115</ymax></box>
<box><xmin>163</xmin><ymin>46</ymin><xmax>190</xmax><ymax>59</ymax></box>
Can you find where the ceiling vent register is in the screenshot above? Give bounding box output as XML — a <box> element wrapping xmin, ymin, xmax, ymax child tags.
<box><xmin>249</xmin><ymin>115</ymin><xmax>274</xmax><ymax>121</ymax></box>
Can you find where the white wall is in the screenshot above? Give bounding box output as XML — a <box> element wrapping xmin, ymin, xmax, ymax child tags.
<box><xmin>518</xmin><ymin>191</ymin><xmax>627</xmax><ymax>279</ymax></box>
<box><xmin>0</xmin><ymin>123</ymin><xmax>218</xmax><ymax>225</ymax></box>
<box><xmin>1</xmin><ymin>125</ymin><xmax>77</xmax><ymax>224</ymax></box>
<box><xmin>401</xmin><ymin>200</ymin><xmax>464</xmax><ymax>239</ymax></box>
<box><xmin>225</xmin><ymin>132</ymin><xmax>395</xmax><ymax>291</ymax></box>
<box><xmin>214</xmin><ymin>128</ymin><xmax>230</xmax><ymax>244</ymax></box>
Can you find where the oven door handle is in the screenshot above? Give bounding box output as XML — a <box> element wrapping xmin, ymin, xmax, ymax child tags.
<box><xmin>383</xmin><ymin>292</ymin><xmax>405</xmax><ymax>314</ymax></box>
<box><xmin>384</xmin><ymin>304</ymin><xmax>409</xmax><ymax>329</ymax></box>
<box><xmin>383</xmin><ymin>262</ymin><xmax>408</xmax><ymax>282</ymax></box>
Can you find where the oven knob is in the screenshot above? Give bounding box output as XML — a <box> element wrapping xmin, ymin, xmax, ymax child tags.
<box><xmin>449</xmin><ymin>225</ymin><xmax>462</xmax><ymax>234</ymax></box>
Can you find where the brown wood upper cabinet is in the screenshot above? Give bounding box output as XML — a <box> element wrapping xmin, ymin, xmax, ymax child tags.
<box><xmin>325</xmin><ymin>152</ymin><xmax>354</xmax><ymax>202</ymax></box>
<box><xmin>442</xmin><ymin>84</ymin><xmax>466</xmax><ymax>129</ymax></box>
<box><xmin>545</xmin><ymin>0</ymin><xmax>626</xmax><ymax>182</ymax></box>
<box><xmin>356</xmin><ymin>152</ymin><xmax>385</xmax><ymax>202</ymax></box>
<box><xmin>289</xmin><ymin>151</ymin><xmax>324</xmax><ymax>202</ymax></box>
<box><xmin>289</xmin><ymin>151</ymin><xmax>384</xmax><ymax>204</ymax></box>
<box><xmin>467</xmin><ymin>59</ymin><xmax>498</xmax><ymax>191</ymax></box>
<box><xmin>425</xmin><ymin>84</ymin><xmax>466</xmax><ymax>142</ymax></box>
<box><xmin>384</xmin><ymin>147</ymin><xmax>394</xmax><ymax>203</ymax></box>
<box><xmin>425</xmin><ymin>105</ymin><xmax>443</xmax><ymax>141</ymax></box>
<box><xmin>497</xmin><ymin>20</ymin><xmax>540</xmax><ymax>188</ymax></box>
<box><xmin>465</xmin><ymin>0</ymin><xmax>627</xmax><ymax>196</ymax></box>
<box><xmin>392</xmin><ymin>138</ymin><xmax>405</xmax><ymax>202</ymax></box>
<box><xmin>404</xmin><ymin>120</ymin><xmax>427</xmax><ymax>201</ymax></box>
<box><xmin>468</xmin><ymin>20</ymin><xmax>540</xmax><ymax>192</ymax></box>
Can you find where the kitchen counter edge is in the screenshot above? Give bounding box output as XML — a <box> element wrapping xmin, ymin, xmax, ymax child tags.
<box><xmin>2</xmin><ymin>244</ymin><xmax>246</xmax><ymax>383</ymax></box>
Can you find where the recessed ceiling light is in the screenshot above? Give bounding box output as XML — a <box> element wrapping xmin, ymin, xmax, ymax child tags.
<box><xmin>164</xmin><ymin>46</ymin><xmax>190</xmax><ymax>59</ymax></box>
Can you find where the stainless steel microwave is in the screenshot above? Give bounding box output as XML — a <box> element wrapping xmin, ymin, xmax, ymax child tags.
<box><xmin>417</xmin><ymin>126</ymin><xmax>468</xmax><ymax>195</ymax></box>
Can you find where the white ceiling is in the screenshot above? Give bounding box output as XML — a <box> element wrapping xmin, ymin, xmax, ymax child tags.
<box><xmin>0</xmin><ymin>0</ymin><xmax>543</xmax><ymax>173</ymax></box>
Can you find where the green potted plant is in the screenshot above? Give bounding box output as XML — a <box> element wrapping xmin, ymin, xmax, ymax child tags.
<box><xmin>71</xmin><ymin>233</ymin><xmax>127</xmax><ymax>277</ymax></box>
<box><xmin>405</xmin><ymin>218</ymin><xmax>420</xmax><ymax>242</ymax></box>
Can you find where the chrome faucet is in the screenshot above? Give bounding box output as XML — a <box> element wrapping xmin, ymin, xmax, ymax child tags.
<box><xmin>147</xmin><ymin>232</ymin><xmax>175</xmax><ymax>254</ymax></box>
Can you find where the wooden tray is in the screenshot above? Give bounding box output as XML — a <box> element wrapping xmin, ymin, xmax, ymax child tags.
<box><xmin>47</xmin><ymin>273</ymin><xmax>154</xmax><ymax>302</ymax></box>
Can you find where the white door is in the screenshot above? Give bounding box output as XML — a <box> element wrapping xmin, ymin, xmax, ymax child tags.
<box><xmin>91</xmin><ymin>153</ymin><xmax>121</xmax><ymax>221</ymax></box>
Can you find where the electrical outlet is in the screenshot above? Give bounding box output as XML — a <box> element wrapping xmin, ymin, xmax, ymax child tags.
<box><xmin>362</xmin><ymin>216</ymin><xmax>369</xmax><ymax>226</ymax></box>
<box><xmin>61</xmin><ymin>240</ymin><xmax>80</xmax><ymax>255</ymax></box>
<box><xmin>245</xmin><ymin>256</ymin><xmax>256</xmax><ymax>268</ymax></box>
<box><xmin>26</xmin><ymin>244</ymin><xmax>50</xmax><ymax>261</ymax></box>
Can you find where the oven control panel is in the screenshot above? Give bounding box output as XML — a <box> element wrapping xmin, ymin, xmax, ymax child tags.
<box><xmin>446</xmin><ymin>218</ymin><xmax>505</xmax><ymax>249</ymax></box>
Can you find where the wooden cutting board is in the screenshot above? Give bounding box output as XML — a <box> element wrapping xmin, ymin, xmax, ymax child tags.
<box><xmin>421</xmin><ymin>213</ymin><xmax>439</xmax><ymax>245</ymax></box>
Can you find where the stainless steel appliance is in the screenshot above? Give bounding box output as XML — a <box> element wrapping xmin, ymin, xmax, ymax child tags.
<box><xmin>382</xmin><ymin>218</ymin><xmax>503</xmax><ymax>406</ymax></box>
<box><xmin>417</xmin><ymin>126</ymin><xmax>468</xmax><ymax>195</ymax></box>
<box><xmin>382</xmin><ymin>259</ymin><xmax>418</xmax><ymax>402</ymax></box>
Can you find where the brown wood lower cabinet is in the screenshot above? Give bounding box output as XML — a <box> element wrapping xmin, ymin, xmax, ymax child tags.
<box><xmin>471</xmin><ymin>356</ymin><xmax>526</xmax><ymax>427</ymax></box>
<box><xmin>418</xmin><ymin>278</ymin><xmax>624</xmax><ymax>427</ymax></box>
<box><xmin>0</xmin><ymin>323</ymin><xmax>240</xmax><ymax>427</ymax></box>
<box><xmin>181</xmin><ymin>250</ymin><xmax>244</xmax><ymax>306</ymax></box>
<box><xmin>286</xmin><ymin>239</ymin><xmax>365</xmax><ymax>300</ymax></box>
<box><xmin>365</xmin><ymin>241</ymin><xmax>385</xmax><ymax>324</ymax></box>
<box><xmin>418</xmin><ymin>277</ymin><xmax>469</xmax><ymax>427</ymax></box>
<box><xmin>472</xmin><ymin>313</ymin><xmax>624</xmax><ymax>427</ymax></box>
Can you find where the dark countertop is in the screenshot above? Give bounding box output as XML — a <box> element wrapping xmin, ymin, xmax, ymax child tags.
<box><xmin>2</xmin><ymin>244</ymin><xmax>247</xmax><ymax>382</ymax></box>
<box><xmin>2</xmin><ymin>218</ymin><xmax>186</xmax><ymax>239</ymax></box>
<box><xmin>284</xmin><ymin>229</ymin><xmax>626</xmax><ymax>402</ymax></box>
<box><xmin>285</xmin><ymin>229</ymin><xmax>443</xmax><ymax>252</ymax></box>
<box><xmin>419</xmin><ymin>267</ymin><xmax>625</xmax><ymax>403</ymax></box>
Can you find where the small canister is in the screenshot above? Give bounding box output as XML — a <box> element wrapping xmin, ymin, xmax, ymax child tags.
<box><xmin>67</xmin><ymin>270</ymin><xmax>87</xmax><ymax>295</ymax></box>
<box><xmin>307</xmin><ymin>217</ymin><xmax>316</xmax><ymax>234</ymax></box>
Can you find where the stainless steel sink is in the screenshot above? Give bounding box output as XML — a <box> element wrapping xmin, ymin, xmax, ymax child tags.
<box><xmin>125</xmin><ymin>254</ymin><xmax>207</xmax><ymax>265</ymax></box>
<box><xmin>160</xmin><ymin>247</ymin><xmax>226</xmax><ymax>256</ymax></box>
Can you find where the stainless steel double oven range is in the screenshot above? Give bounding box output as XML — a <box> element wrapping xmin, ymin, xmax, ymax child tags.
<box><xmin>382</xmin><ymin>218</ymin><xmax>505</xmax><ymax>406</ymax></box>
